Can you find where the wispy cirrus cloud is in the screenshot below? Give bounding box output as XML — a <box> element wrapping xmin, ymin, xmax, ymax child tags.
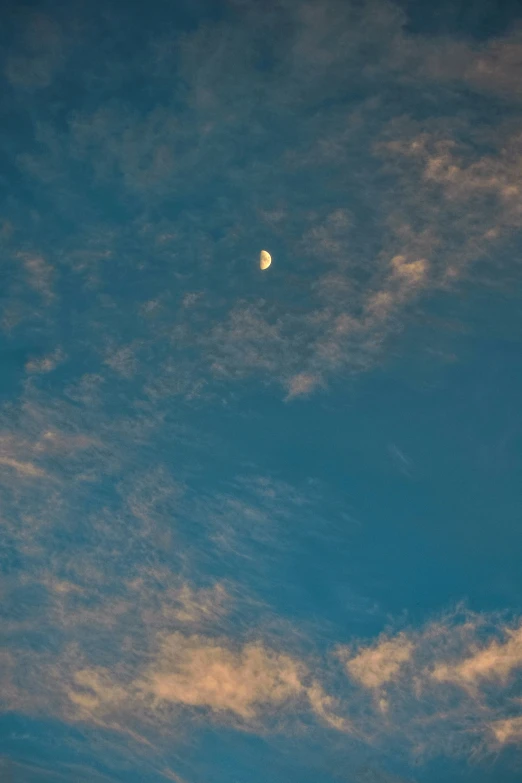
<box><xmin>3</xmin><ymin>0</ymin><xmax>520</xmax><ymax>401</ymax></box>
<box><xmin>490</xmin><ymin>715</ymin><xmax>522</xmax><ymax>746</ymax></box>
<box><xmin>0</xmin><ymin>454</ymin><xmax>47</xmax><ymax>478</ymax></box>
<box><xmin>137</xmin><ymin>632</ymin><xmax>348</xmax><ymax>730</ymax></box>
<box><xmin>334</xmin><ymin>609</ymin><xmax>522</xmax><ymax>758</ymax></box>
<box><xmin>345</xmin><ymin>634</ymin><xmax>414</xmax><ymax>689</ymax></box>
<box><xmin>1</xmin><ymin>388</ymin><xmax>521</xmax><ymax>766</ymax></box>
<box><xmin>431</xmin><ymin>625</ymin><xmax>522</xmax><ymax>691</ymax></box>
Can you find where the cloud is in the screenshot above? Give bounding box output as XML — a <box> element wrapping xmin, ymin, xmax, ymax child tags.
<box><xmin>0</xmin><ymin>455</ymin><xmax>46</xmax><ymax>478</ymax></box>
<box><xmin>27</xmin><ymin>624</ymin><xmax>351</xmax><ymax>738</ymax></box>
<box><xmin>306</xmin><ymin>682</ymin><xmax>353</xmax><ymax>732</ymax></box>
<box><xmin>130</xmin><ymin>577</ymin><xmax>231</xmax><ymax>629</ymax></box>
<box><xmin>137</xmin><ymin>632</ymin><xmax>350</xmax><ymax>732</ymax></box>
<box><xmin>286</xmin><ymin>372</ymin><xmax>323</xmax><ymax>399</ymax></box>
<box><xmin>0</xmin><ymin>411</ymin><xmax>103</xmax><ymax>490</ymax></box>
<box><xmin>26</xmin><ymin>348</ymin><xmax>65</xmax><ymax>374</ymax></box>
<box><xmin>104</xmin><ymin>343</ymin><xmax>141</xmax><ymax>378</ymax></box>
<box><xmin>390</xmin><ymin>256</ymin><xmax>429</xmax><ymax>287</ymax></box>
<box><xmin>0</xmin><ymin>408</ymin><xmax>358</xmax><ymax>739</ymax></box>
<box><xmin>342</xmin><ymin>633</ymin><xmax>415</xmax><ymax>690</ymax></box>
<box><xmin>11</xmin><ymin>0</ymin><xmax>522</xmax><ymax>401</ymax></box>
<box><xmin>160</xmin><ymin>769</ymin><xmax>190</xmax><ymax>783</ymax></box>
<box><xmin>378</xmin><ymin>125</ymin><xmax>522</xmax><ymax>275</ymax></box>
<box><xmin>207</xmin><ymin>303</ymin><xmax>288</xmax><ymax>379</ymax></box>
<box><xmin>4</xmin><ymin>542</ymin><xmax>522</xmax><ymax>763</ymax></box>
<box><xmin>160</xmin><ymin>583</ymin><xmax>230</xmax><ymax>625</ymax></box>
<box><xmin>431</xmin><ymin>626</ymin><xmax>522</xmax><ymax>691</ymax></box>
<box><xmin>420</xmin><ymin>135</ymin><xmax>522</xmax><ymax>225</ymax></box>
<box><xmin>140</xmin><ymin>634</ymin><xmax>307</xmax><ymax>720</ymax></box>
<box><xmin>6</xmin><ymin>400</ymin><xmax>521</xmax><ymax>761</ymax></box>
<box><xmin>69</xmin><ymin>104</ymin><xmax>177</xmax><ymax>192</ymax></box>
<box><xmin>419</xmin><ymin>23</ymin><xmax>522</xmax><ymax>102</ymax></box>
<box><xmin>68</xmin><ymin>668</ymin><xmax>129</xmax><ymax>716</ymax></box>
<box><xmin>0</xmin><ymin>753</ymin><xmax>146</xmax><ymax>782</ymax></box>
<box><xmin>21</xmin><ymin>254</ymin><xmax>55</xmax><ymax>303</ymax></box>
<box><xmin>332</xmin><ymin>612</ymin><xmax>522</xmax><ymax>758</ymax></box>
<box><xmin>490</xmin><ymin>715</ymin><xmax>522</xmax><ymax>746</ymax></box>
<box><xmin>33</xmin><ymin>429</ymin><xmax>95</xmax><ymax>454</ymax></box>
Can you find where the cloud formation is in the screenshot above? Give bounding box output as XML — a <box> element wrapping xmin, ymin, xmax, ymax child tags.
<box><xmin>3</xmin><ymin>0</ymin><xmax>521</xmax><ymax>402</ymax></box>
<box><xmin>431</xmin><ymin>625</ymin><xmax>522</xmax><ymax>691</ymax></box>
<box><xmin>343</xmin><ymin>633</ymin><xmax>415</xmax><ymax>692</ymax></box>
<box><xmin>334</xmin><ymin>610</ymin><xmax>522</xmax><ymax>758</ymax></box>
<box><xmin>140</xmin><ymin>633</ymin><xmax>335</xmax><ymax>726</ymax></box>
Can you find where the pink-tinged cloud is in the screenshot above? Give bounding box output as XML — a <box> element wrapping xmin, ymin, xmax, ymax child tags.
<box><xmin>431</xmin><ymin>626</ymin><xmax>522</xmax><ymax>690</ymax></box>
<box><xmin>0</xmin><ymin>456</ymin><xmax>46</xmax><ymax>478</ymax></box>
<box><xmin>140</xmin><ymin>633</ymin><xmax>347</xmax><ymax>730</ymax></box>
<box><xmin>490</xmin><ymin>715</ymin><xmax>522</xmax><ymax>746</ymax></box>
<box><xmin>342</xmin><ymin>633</ymin><xmax>415</xmax><ymax>690</ymax></box>
<box><xmin>286</xmin><ymin>372</ymin><xmax>322</xmax><ymax>399</ymax></box>
<box><xmin>26</xmin><ymin>349</ymin><xmax>65</xmax><ymax>374</ymax></box>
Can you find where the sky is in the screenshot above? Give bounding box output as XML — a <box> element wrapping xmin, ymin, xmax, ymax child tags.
<box><xmin>1</xmin><ymin>0</ymin><xmax>522</xmax><ymax>781</ymax></box>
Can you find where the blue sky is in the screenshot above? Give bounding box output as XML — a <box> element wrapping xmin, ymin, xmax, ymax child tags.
<box><xmin>2</xmin><ymin>1</ymin><xmax>522</xmax><ymax>781</ymax></box>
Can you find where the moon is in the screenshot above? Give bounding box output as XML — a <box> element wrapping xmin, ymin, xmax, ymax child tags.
<box><xmin>260</xmin><ymin>250</ymin><xmax>272</xmax><ymax>270</ymax></box>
